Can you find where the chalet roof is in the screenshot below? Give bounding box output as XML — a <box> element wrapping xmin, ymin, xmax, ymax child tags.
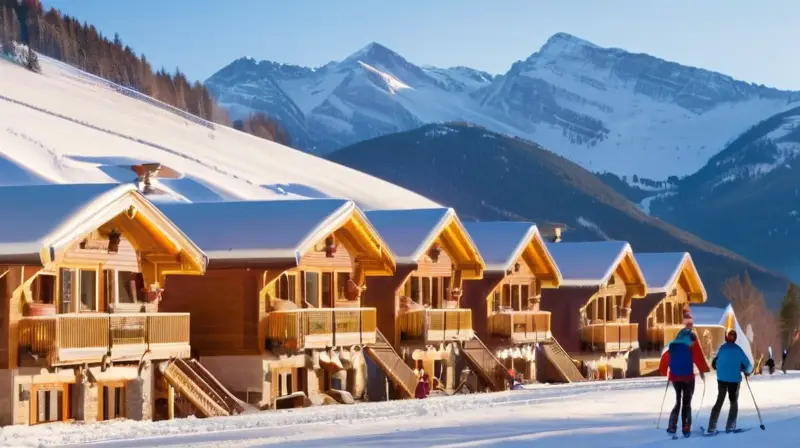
<box><xmin>691</xmin><ymin>304</ymin><xmax>754</xmax><ymax>364</ymax></box>
<box><xmin>0</xmin><ymin>183</ymin><xmax>206</xmax><ymax>270</ymax></box>
<box><xmin>635</xmin><ymin>252</ymin><xmax>707</xmax><ymax>302</ymax></box>
<box><xmin>159</xmin><ymin>199</ymin><xmax>394</xmax><ymax>271</ymax></box>
<box><xmin>462</xmin><ymin>221</ymin><xmax>561</xmax><ymax>285</ymax></box>
<box><xmin>545</xmin><ymin>241</ymin><xmax>645</xmax><ymax>291</ymax></box>
<box><xmin>365</xmin><ymin>208</ymin><xmax>483</xmax><ymax>277</ymax></box>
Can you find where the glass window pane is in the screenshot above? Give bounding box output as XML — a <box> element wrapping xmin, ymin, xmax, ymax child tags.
<box><xmin>422</xmin><ymin>277</ymin><xmax>431</xmax><ymax>306</ymax></box>
<box><xmin>80</xmin><ymin>270</ymin><xmax>97</xmax><ymax>311</ymax></box>
<box><xmin>304</xmin><ymin>272</ymin><xmax>319</xmax><ymax>307</ymax></box>
<box><xmin>410</xmin><ymin>276</ymin><xmax>420</xmax><ymax>301</ymax></box>
<box><xmin>60</xmin><ymin>268</ymin><xmax>74</xmax><ymax>313</ymax></box>
<box><xmin>337</xmin><ymin>272</ymin><xmax>351</xmax><ymax>300</ymax></box>
<box><xmin>322</xmin><ymin>272</ymin><xmax>332</xmax><ymax>307</ymax></box>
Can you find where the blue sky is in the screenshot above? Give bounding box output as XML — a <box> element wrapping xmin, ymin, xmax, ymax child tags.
<box><xmin>43</xmin><ymin>0</ymin><xmax>800</xmax><ymax>89</ymax></box>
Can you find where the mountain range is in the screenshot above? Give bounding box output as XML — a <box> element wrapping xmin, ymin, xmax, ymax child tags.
<box><xmin>206</xmin><ymin>33</ymin><xmax>799</xmax><ymax>181</ymax></box>
<box><xmin>326</xmin><ymin>122</ymin><xmax>790</xmax><ymax>308</ymax></box>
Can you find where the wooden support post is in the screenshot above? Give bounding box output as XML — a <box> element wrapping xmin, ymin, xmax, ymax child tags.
<box><xmin>167</xmin><ymin>383</ymin><xmax>174</xmax><ymax>420</ymax></box>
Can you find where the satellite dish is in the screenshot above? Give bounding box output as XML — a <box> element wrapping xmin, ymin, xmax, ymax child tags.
<box><xmin>746</xmin><ymin>324</ymin><xmax>755</xmax><ymax>344</ymax></box>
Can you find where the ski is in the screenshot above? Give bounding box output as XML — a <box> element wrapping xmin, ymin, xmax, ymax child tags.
<box><xmin>699</xmin><ymin>427</ymin><xmax>752</xmax><ymax>437</ymax></box>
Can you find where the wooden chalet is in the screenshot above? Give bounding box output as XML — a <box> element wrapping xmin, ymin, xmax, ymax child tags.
<box><xmin>691</xmin><ymin>304</ymin><xmax>753</xmax><ymax>365</ymax></box>
<box><xmin>460</xmin><ymin>221</ymin><xmax>584</xmax><ymax>383</ymax></box>
<box><xmin>540</xmin><ymin>241</ymin><xmax>647</xmax><ymax>379</ymax></box>
<box><xmin>360</xmin><ymin>208</ymin><xmax>509</xmax><ymax>395</ymax></box>
<box><xmin>159</xmin><ymin>199</ymin><xmax>397</xmax><ymax>409</ymax></box>
<box><xmin>0</xmin><ymin>183</ymin><xmax>210</xmax><ymax>426</ymax></box>
<box><xmin>631</xmin><ymin>252</ymin><xmax>707</xmax><ymax>374</ymax></box>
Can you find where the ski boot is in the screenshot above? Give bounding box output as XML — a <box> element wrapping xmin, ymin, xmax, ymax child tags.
<box><xmin>666</xmin><ymin>423</ymin><xmax>677</xmax><ymax>435</ymax></box>
<box><xmin>682</xmin><ymin>424</ymin><xmax>691</xmax><ymax>438</ymax></box>
<box><xmin>725</xmin><ymin>422</ymin><xmax>736</xmax><ymax>434</ymax></box>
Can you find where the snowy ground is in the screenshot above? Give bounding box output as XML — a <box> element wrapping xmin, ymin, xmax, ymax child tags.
<box><xmin>2</xmin><ymin>374</ymin><xmax>798</xmax><ymax>447</ymax></box>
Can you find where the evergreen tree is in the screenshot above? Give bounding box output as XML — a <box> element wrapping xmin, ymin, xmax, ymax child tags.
<box><xmin>779</xmin><ymin>283</ymin><xmax>800</xmax><ymax>347</ymax></box>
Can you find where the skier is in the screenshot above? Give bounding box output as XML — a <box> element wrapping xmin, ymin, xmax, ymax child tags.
<box><xmin>782</xmin><ymin>348</ymin><xmax>789</xmax><ymax>374</ymax></box>
<box><xmin>765</xmin><ymin>346</ymin><xmax>775</xmax><ymax>375</ymax></box>
<box><xmin>414</xmin><ymin>372</ymin><xmax>430</xmax><ymax>399</ymax></box>
<box><xmin>659</xmin><ymin>307</ymin><xmax>710</xmax><ymax>437</ymax></box>
<box><xmin>706</xmin><ymin>330</ymin><xmax>754</xmax><ymax>434</ymax></box>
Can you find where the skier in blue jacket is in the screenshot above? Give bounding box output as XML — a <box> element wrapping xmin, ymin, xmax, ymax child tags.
<box><xmin>706</xmin><ymin>330</ymin><xmax>754</xmax><ymax>433</ymax></box>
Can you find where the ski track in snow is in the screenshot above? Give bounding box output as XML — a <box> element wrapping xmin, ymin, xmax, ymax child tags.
<box><xmin>3</xmin><ymin>374</ymin><xmax>799</xmax><ymax>447</ymax></box>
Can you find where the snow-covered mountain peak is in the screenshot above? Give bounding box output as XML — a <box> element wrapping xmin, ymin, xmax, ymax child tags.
<box><xmin>536</xmin><ymin>32</ymin><xmax>600</xmax><ymax>58</ymax></box>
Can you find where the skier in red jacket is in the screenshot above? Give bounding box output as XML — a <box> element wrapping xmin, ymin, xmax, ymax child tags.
<box><xmin>659</xmin><ymin>307</ymin><xmax>710</xmax><ymax>437</ymax></box>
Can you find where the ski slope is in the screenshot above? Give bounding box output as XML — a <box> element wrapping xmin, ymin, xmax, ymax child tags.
<box><xmin>0</xmin><ymin>54</ymin><xmax>438</xmax><ymax>210</ymax></box>
<box><xmin>2</xmin><ymin>374</ymin><xmax>798</xmax><ymax>447</ymax></box>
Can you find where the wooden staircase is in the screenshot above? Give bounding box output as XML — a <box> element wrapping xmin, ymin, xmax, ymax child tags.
<box><xmin>159</xmin><ymin>358</ymin><xmax>245</xmax><ymax>418</ymax></box>
<box><xmin>462</xmin><ymin>338</ymin><xmax>509</xmax><ymax>392</ymax></box>
<box><xmin>541</xmin><ymin>340</ymin><xmax>584</xmax><ymax>383</ymax></box>
<box><xmin>363</xmin><ymin>329</ymin><xmax>417</xmax><ymax>399</ymax></box>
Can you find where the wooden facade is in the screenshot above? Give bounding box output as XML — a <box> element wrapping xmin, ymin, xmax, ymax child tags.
<box><xmin>0</xmin><ymin>184</ymin><xmax>207</xmax><ymax>426</ymax></box>
<box><xmin>160</xmin><ymin>199</ymin><xmax>395</xmax><ymax>409</ymax></box>
<box><xmin>540</xmin><ymin>242</ymin><xmax>647</xmax><ymax>378</ymax></box>
<box><xmin>631</xmin><ymin>253</ymin><xmax>706</xmax><ymax>355</ymax></box>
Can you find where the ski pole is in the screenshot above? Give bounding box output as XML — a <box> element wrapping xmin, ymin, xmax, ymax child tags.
<box><xmin>743</xmin><ymin>375</ymin><xmax>766</xmax><ymax>430</ymax></box>
<box><xmin>656</xmin><ymin>379</ymin><xmax>670</xmax><ymax>429</ymax></box>
<box><xmin>694</xmin><ymin>374</ymin><xmax>706</xmax><ymax>425</ymax></box>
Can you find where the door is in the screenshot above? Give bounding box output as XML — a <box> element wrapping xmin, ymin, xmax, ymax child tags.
<box><xmin>98</xmin><ymin>381</ymin><xmax>126</xmax><ymax>421</ymax></box>
<box><xmin>30</xmin><ymin>383</ymin><xmax>70</xmax><ymax>424</ymax></box>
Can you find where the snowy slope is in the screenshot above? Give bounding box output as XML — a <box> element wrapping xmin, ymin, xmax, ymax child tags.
<box><xmin>207</xmin><ymin>33</ymin><xmax>799</xmax><ymax>180</ymax></box>
<box><xmin>4</xmin><ymin>374</ymin><xmax>799</xmax><ymax>447</ymax></box>
<box><xmin>0</xmin><ymin>55</ymin><xmax>438</xmax><ymax>210</ymax></box>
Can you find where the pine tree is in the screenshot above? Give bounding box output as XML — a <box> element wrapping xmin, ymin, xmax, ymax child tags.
<box><xmin>779</xmin><ymin>283</ymin><xmax>800</xmax><ymax>347</ymax></box>
<box><xmin>24</xmin><ymin>45</ymin><xmax>39</xmax><ymax>72</ymax></box>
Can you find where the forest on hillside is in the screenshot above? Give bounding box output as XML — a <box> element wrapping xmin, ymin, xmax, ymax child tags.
<box><xmin>0</xmin><ymin>0</ymin><xmax>289</xmax><ymax>144</ymax></box>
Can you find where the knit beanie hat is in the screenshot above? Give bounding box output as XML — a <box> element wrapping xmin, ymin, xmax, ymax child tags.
<box><xmin>682</xmin><ymin>305</ymin><xmax>694</xmax><ymax>328</ymax></box>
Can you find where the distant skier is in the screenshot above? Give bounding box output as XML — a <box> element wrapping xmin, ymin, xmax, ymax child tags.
<box><xmin>414</xmin><ymin>372</ymin><xmax>430</xmax><ymax>399</ymax></box>
<box><xmin>782</xmin><ymin>348</ymin><xmax>789</xmax><ymax>374</ymax></box>
<box><xmin>706</xmin><ymin>330</ymin><xmax>754</xmax><ymax>434</ymax></box>
<box><xmin>765</xmin><ymin>346</ymin><xmax>775</xmax><ymax>375</ymax></box>
<box><xmin>659</xmin><ymin>307</ymin><xmax>710</xmax><ymax>437</ymax></box>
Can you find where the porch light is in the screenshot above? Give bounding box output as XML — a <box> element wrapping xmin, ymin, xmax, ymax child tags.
<box><xmin>108</xmin><ymin>229</ymin><xmax>121</xmax><ymax>253</ymax></box>
<box><xmin>428</xmin><ymin>244</ymin><xmax>441</xmax><ymax>263</ymax></box>
<box><xmin>324</xmin><ymin>236</ymin><xmax>336</xmax><ymax>258</ymax></box>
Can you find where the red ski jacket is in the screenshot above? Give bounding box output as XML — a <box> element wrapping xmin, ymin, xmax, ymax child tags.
<box><xmin>659</xmin><ymin>339</ymin><xmax>710</xmax><ymax>382</ymax></box>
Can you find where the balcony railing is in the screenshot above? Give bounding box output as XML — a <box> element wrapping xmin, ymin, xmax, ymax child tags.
<box><xmin>17</xmin><ymin>313</ymin><xmax>190</xmax><ymax>366</ymax></box>
<box><xmin>266</xmin><ymin>308</ymin><xmax>377</xmax><ymax>350</ymax></box>
<box><xmin>399</xmin><ymin>308</ymin><xmax>473</xmax><ymax>343</ymax></box>
<box><xmin>646</xmin><ymin>324</ymin><xmax>683</xmax><ymax>350</ymax></box>
<box><xmin>489</xmin><ymin>311</ymin><xmax>551</xmax><ymax>343</ymax></box>
<box><xmin>580</xmin><ymin>322</ymin><xmax>639</xmax><ymax>353</ymax></box>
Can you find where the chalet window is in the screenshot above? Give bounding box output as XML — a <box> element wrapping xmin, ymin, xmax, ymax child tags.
<box><xmin>35</xmin><ymin>387</ymin><xmax>65</xmax><ymax>423</ymax></box>
<box><xmin>492</xmin><ymin>289</ymin><xmax>502</xmax><ymax>312</ymax></box>
<box><xmin>521</xmin><ymin>285</ymin><xmax>530</xmax><ymax>310</ymax></box>
<box><xmin>103</xmin><ymin>269</ymin><xmax>115</xmax><ymax>309</ymax></box>
<box><xmin>511</xmin><ymin>285</ymin><xmax>521</xmax><ymax>311</ymax></box>
<box><xmin>432</xmin><ymin>278</ymin><xmax>440</xmax><ymax>308</ymax></box>
<box><xmin>101</xmin><ymin>384</ymin><xmax>125</xmax><ymax>420</ymax></box>
<box><xmin>276</xmin><ymin>273</ymin><xmax>296</xmax><ymax>302</ymax></box>
<box><xmin>422</xmin><ymin>277</ymin><xmax>431</xmax><ymax>307</ymax></box>
<box><xmin>118</xmin><ymin>271</ymin><xmax>144</xmax><ymax>304</ymax></box>
<box><xmin>656</xmin><ymin>302</ymin><xmax>665</xmax><ymax>324</ymax></box>
<box><xmin>443</xmin><ymin>276</ymin><xmax>451</xmax><ymax>300</ymax></box>
<box><xmin>409</xmin><ymin>277</ymin><xmax>420</xmax><ymax>301</ymax></box>
<box><xmin>79</xmin><ymin>270</ymin><xmax>97</xmax><ymax>312</ymax></box>
<box><xmin>321</xmin><ymin>272</ymin><xmax>333</xmax><ymax>308</ymax></box>
<box><xmin>501</xmin><ymin>284</ymin><xmax>511</xmax><ymax>309</ymax></box>
<box><xmin>59</xmin><ymin>268</ymin><xmax>75</xmax><ymax>314</ymax></box>
<box><xmin>336</xmin><ymin>272</ymin><xmax>351</xmax><ymax>301</ymax></box>
<box><xmin>303</xmin><ymin>272</ymin><xmax>320</xmax><ymax>308</ymax></box>
<box><xmin>32</xmin><ymin>275</ymin><xmax>55</xmax><ymax>304</ymax></box>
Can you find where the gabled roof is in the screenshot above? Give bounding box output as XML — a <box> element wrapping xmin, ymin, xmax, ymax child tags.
<box><xmin>159</xmin><ymin>199</ymin><xmax>395</xmax><ymax>274</ymax></box>
<box><xmin>691</xmin><ymin>304</ymin><xmax>754</xmax><ymax>364</ymax></box>
<box><xmin>365</xmin><ymin>208</ymin><xmax>484</xmax><ymax>279</ymax></box>
<box><xmin>546</xmin><ymin>240</ymin><xmax>647</xmax><ymax>296</ymax></box>
<box><xmin>636</xmin><ymin>252</ymin><xmax>707</xmax><ymax>303</ymax></box>
<box><xmin>0</xmin><ymin>183</ymin><xmax>207</xmax><ymax>273</ymax></box>
<box><xmin>463</xmin><ymin>221</ymin><xmax>561</xmax><ymax>287</ymax></box>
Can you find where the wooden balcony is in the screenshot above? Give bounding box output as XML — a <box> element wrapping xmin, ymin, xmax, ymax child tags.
<box><xmin>580</xmin><ymin>322</ymin><xmax>639</xmax><ymax>352</ymax></box>
<box><xmin>266</xmin><ymin>308</ymin><xmax>377</xmax><ymax>350</ymax></box>
<box><xmin>399</xmin><ymin>308</ymin><xmax>473</xmax><ymax>343</ymax></box>
<box><xmin>489</xmin><ymin>311</ymin><xmax>551</xmax><ymax>343</ymax></box>
<box><xmin>646</xmin><ymin>325</ymin><xmax>683</xmax><ymax>349</ymax></box>
<box><xmin>17</xmin><ymin>313</ymin><xmax>190</xmax><ymax>367</ymax></box>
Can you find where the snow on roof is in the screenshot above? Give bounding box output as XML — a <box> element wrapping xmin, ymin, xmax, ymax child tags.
<box><xmin>0</xmin><ymin>183</ymin><xmax>135</xmax><ymax>263</ymax></box>
<box><xmin>635</xmin><ymin>252</ymin><xmax>689</xmax><ymax>293</ymax></box>
<box><xmin>545</xmin><ymin>240</ymin><xmax>632</xmax><ymax>286</ymax></box>
<box><xmin>158</xmin><ymin>199</ymin><xmax>359</xmax><ymax>264</ymax></box>
<box><xmin>364</xmin><ymin>208</ymin><xmax>454</xmax><ymax>264</ymax></box>
<box><xmin>462</xmin><ymin>221</ymin><xmax>541</xmax><ymax>272</ymax></box>
<box><xmin>691</xmin><ymin>304</ymin><xmax>754</xmax><ymax>364</ymax></box>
